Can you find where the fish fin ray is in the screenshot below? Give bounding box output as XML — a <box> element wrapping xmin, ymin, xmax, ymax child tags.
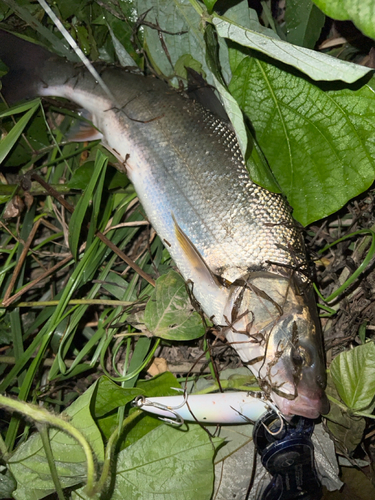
<box><xmin>66</xmin><ymin>111</ymin><xmax>103</xmax><ymax>142</ymax></box>
<box><xmin>172</xmin><ymin>214</ymin><xmax>221</xmax><ymax>288</ymax></box>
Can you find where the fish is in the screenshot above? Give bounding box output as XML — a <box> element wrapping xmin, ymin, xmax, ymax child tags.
<box><xmin>0</xmin><ymin>30</ymin><xmax>328</xmax><ymax>418</ymax></box>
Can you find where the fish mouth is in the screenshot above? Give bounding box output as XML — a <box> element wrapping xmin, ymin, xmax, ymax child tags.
<box><xmin>272</xmin><ymin>390</ymin><xmax>330</xmax><ymax>419</ymax></box>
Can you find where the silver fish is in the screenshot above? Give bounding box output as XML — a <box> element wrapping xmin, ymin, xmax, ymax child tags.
<box><xmin>0</xmin><ymin>30</ymin><xmax>328</xmax><ymax>418</ymax></box>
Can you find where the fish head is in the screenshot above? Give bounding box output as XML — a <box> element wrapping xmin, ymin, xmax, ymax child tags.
<box><xmin>262</xmin><ymin>304</ymin><xmax>329</xmax><ymax>419</ymax></box>
<box><xmin>224</xmin><ymin>272</ymin><xmax>328</xmax><ymax>419</ymax></box>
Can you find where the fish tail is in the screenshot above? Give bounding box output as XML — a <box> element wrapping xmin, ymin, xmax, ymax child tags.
<box><xmin>0</xmin><ymin>30</ymin><xmax>68</xmax><ymax>103</ymax></box>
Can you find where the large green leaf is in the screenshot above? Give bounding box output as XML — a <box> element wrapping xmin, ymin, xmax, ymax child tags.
<box><xmin>121</xmin><ymin>372</ymin><xmax>182</xmax><ymax>448</ymax></box>
<box><xmin>107</xmin><ymin>424</ymin><xmax>219</xmax><ymax>500</ymax></box>
<box><xmin>0</xmin><ymin>467</ymin><xmax>16</xmax><ymax>499</ymax></box>
<box><xmin>330</xmin><ymin>342</ymin><xmax>375</xmax><ymax>411</ymax></box>
<box><xmin>8</xmin><ymin>382</ymin><xmax>104</xmax><ymax>500</ymax></box>
<box><xmin>144</xmin><ymin>271</ymin><xmax>205</xmax><ymax>340</ymax></box>
<box><xmin>135</xmin><ymin>0</ymin><xmax>207</xmax><ymax>80</ymax></box>
<box><xmin>73</xmin><ymin>424</ymin><xmax>219</xmax><ymax>500</ymax></box>
<box><xmin>285</xmin><ymin>0</ymin><xmax>326</xmax><ymax>49</ymax></box>
<box><xmin>313</xmin><ymin>0</ymin><xmax>375</xmax><ymax>41</ymax></box>
<box><xmin>94</xmin><ymin>376</ymin><xmax>143</xmax><ymax>418</ymax></box>
<box><xmin>211</xmin><ymin>12</ymin><xmax>370</xmax><ymax>83</ymax></box>
<box><xmin>229</xmin><ymin>55</ymin><xmax>375</xmax><ymax>225</ymax></box>
<box><xmin>135</xmin><ymin>0</ymin><xmax>250</xmax><ymax>158</ymax></box>
<box><xmin>325</xmin><ymin>372</ymin><xmax>366</xmax><ymax>452</ymax></box>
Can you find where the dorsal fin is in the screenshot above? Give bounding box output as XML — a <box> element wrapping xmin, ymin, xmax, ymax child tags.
<box><xmin>186</xmin><ymin>68</ymin><xmax>230</xmax><ymax>124</ymax></box>
<box><xmin>172</xmin><ymin>214</ymin><xmax>221</xmax><ymax>288</ymax></box>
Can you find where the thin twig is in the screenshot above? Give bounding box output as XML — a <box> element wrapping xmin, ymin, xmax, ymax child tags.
<box><xmin>2</xmin><ymin>254</ymin><xmax>73</xmax><ymax>307</ymax></box>
<box><xmin>95</xmin><ymin>232</ymin><xmax>155</xmax><ymax>287</ymax></box>
<box><xmin>1</xmin><ymin>298</ymin><xmax>135</xmax><ymax>308</ymax></box>
<box><xmin>30</xmin><ymin>173</ymin><xmax>75</xmax><ymax>214</ymax></box>
<box><xmin>31</xmin><ymin>174</ymin><xmax>156</xmax><ymax>287</ymax></box>
<box><xmin>3</xmin><ymin>219</ymin><xmax>42</xmax><ymax>303</ymax></box>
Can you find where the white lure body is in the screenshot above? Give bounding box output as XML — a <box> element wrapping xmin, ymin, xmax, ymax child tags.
<box><xmin>134</xmin><ymin>392</ymin><xmax>272</xmax><ymax>424</ymax></box>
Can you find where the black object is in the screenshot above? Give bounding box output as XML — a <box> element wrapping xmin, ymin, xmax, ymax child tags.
<box><xmin>253</xmin><ymin>410</ymin><xmax>322</xmax><ymax>500</ymax></box>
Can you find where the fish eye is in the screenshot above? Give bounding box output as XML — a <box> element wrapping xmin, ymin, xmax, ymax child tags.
<box><xmin>291</xmin><ymin>348</ymin><xmax>304</xmax><ymax>367</ymax></box>
<box><xmin>291</xmin><ymin>345</ymin><xmax>311</xmax><ymax>368</ymax></box>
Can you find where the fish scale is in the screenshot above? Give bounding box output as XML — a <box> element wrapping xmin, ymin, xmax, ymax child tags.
<box><xmin>0</xmin><ymin>30</ymin><xmax>328</xmax><ymax>418</ymax></box>
<box><xmin>113</xmin><ymin>79</ymin><xmax>304</xmax><ymax>281</ymax></box>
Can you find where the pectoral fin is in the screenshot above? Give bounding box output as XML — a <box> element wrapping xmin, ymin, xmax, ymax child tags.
<box><xmin>66</xmin><ymin>110</ymin><xmax>103</xmax><ymax>142</ymax></box>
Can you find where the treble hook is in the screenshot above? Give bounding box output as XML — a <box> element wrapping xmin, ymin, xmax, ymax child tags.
<box><xmin>262</xmin><ymin>400</ymin><xmax>285</xmax><ymax>436</ymax></box>
<box><xmin>133</xmin><ymin>391</ymin><xmax>188</xmax><ymax>426</ymax></box>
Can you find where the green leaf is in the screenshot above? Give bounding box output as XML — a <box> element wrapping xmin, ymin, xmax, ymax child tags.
<box><xmin>4</xmin><ymin>109</ymin><xmax>50</xmax><ymax>167</ymax></box>
<box><xmin>135</xmin><ymin>0</ymin><xmax>203</xmax><ymax>81</ymax></box>
<box><xmin>94</xmin><ymin>376</ymin><xmax>143</xmax><ymax>418</ymax></box>
<box><xmin>121</xmin><ymin>372</ymin><xmax>182</xmax><ymax>448</ymax></box>
<box><xmin>0</xmin><ymin>466</ymin><xmax>16</xmax><ymax>498</ymax></box>
<box><xmin>330</xmin><ymin>342</ymin><xmax>375</xmax><ymax>411</ymax></box>
<box><xmin>229</xmin><ymin>56</ymin><xmax>375</xmax><ymax>225</ymax></box>
<box><xmin>100</xmin><ymin>271</ymin><xmax>130</xmax><ymax>300</ymax></box>
<box><xmin>135</xmin><ymin>0</ymin><xmax>250</xmax><ymax>158</ymax></box>
<box><xmin>104</xmin><ymin>7</ymin><xmax>142</xmax><ymax>66</ymax></box>
<box><xmin>84</xmin><ymin>424</ymin><xmax>218</xmax><ymax>500</ymax></box>
<box><xmin>203</xmin><ymin>0</ymin><xmax>217</xmax><ymax>13</ymax></box>
<box><xmin>313</xmin><ymin>0</ymin><xmax>375</xmax><ymax>41</ymax></box>
<box><xmin>107</xmin><ymin>169</ymin><xmax>129</xmax><ymax>190</ymax></box>
<box><xmin>285</xmin><ymin>0</ymin><xmax>326</xmax><ymax>49</ymax></box>
<box><xmin>0</xmin><ymin>60</ymin><xmax>8</xmax><ymax>79</ymax></box>
<box><xmin>325</xmin><ymin>372</ymin><xmax>365</xmax><ymax>453</ymax></box>
<box><xmin>174</xmin><ymin>54</ymin><xmax>204</xmax><ymax>80</ymax></box>
<box><xmin>212</xmin><ymin>13</ymin><xmax>371</xmax><ymax>83</ymax></box>
<box><xmin>68</xmin><ymin>150</ymin><xmax>108</xmax><ymax>259</ymax></box>
<box><xmin>68</xmin><ymin>162</ymin><xmax>95</xmax><ymax>189</ymax></box>
<box><xmin>144</xmin><ymin>271</ymin><xmax>205</xmax><ymax>340</ymax></box>
<box><xmin>0</xmin><ymin>99</ymin><xmax>41</xmax><ymax>118</ymax></box>
<box><xmin>136</xmin><ymin>372</ymin><xmax>181</xmax><ymax>397</ymax></box>
<box><xmin>8</xmin><ymin>381</ymin><xmax>104</xmax><ymax>500</ymax></box>
<box><xmin>213</xmin><ymin>424</ymin><xmax>253</xmax><ymax>463</ymax></box>
<box><xmin>0</xmin><ymin>100</ymin><xmax>39</xmax><ymax>164</ymax></box>
<box><xmin>0</xmin><ymin>1</ymin><xmax>79</xmax><ymax>61</ymax></box>
<box><xmin>97</xmin><ymin>372</ymin><xmax>181</xmax><ymax>446</ymax></box>
<box><xmin>107</xmin><ymin>23</ymin><xmax>137</xmax><ymax>67</ymax></box>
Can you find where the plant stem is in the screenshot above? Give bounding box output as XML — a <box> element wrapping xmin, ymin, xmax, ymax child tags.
<box><xmin>0</xmin><ymin>298</ymin><xmax>136</xmax><ymax>308</ymax></box>
<box><xmin>188</xmin><ymin>0</ymin><xmax>204</xmax><ymax>16</ymax></box>
<box><xmin>0</xmin><ymin>355</ymin><xmax>85</xmax><ymax>367</ymax></box>
<box><xmin>0</xmin><ymin>395</ymin><xmax>97</xmax><ymax>496</ymax></box>
<box><xmin>0</xmin><ymin>433</ymin><xmax>8</xmax><ymax>457</ymax></box>
<box><xmin>38</xmin><ymin>425</ymin><xmax>66</xmax><ymax>500</ymax></box>
<box><xmin>0</xmin><ymin>184</ymin><xmax>72</xmax><ymax>197</ymax></box>
<box><xmin>95</xmin><ymin>409</ymin><xmax>142</xmax><ymax>494</ymax></box>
